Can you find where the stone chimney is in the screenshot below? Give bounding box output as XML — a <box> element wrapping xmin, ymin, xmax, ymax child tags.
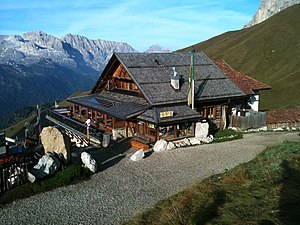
<box><xmin>171</xmin><ymin>67</ymin><xmax>180</xmax><ymax>90</ymax></box>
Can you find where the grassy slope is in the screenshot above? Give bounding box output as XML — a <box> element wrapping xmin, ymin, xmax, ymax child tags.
<box><xmin>179</xmin><ymin>4</ymin><xmax>300</xmax><ymax>110</ymax></box>
<box><xmin>3</xmin><ymin>90</ymin><xmax>90</xmax><ymax>138</ymax></box>
<box><xmin>124</xmin><ymin>141</ymin><xmax>300</xmax><ymax>225</ymax></box>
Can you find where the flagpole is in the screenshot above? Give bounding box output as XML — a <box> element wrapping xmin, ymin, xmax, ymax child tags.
<box><xmin>36</xmin><ymin>104</ymin><xmax>41</xmax><ymax>145</ymax></box>
<box><xmin>191</xmin><ymin>51</ymin><xmax>195</xmax><ymax>110</ymax></box>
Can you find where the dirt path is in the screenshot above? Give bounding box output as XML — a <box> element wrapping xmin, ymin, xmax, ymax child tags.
<box><xmin>0</xmin><ymin>132</ymin><xmax>299</xmax><ymax>225</ymax></box>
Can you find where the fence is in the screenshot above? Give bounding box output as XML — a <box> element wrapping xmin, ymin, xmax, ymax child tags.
<box><xmin>0</xmin><ymin>160</ymin><xmax>30</xmax><ymax>194</ymax></box>
<box><xmin>230</xmin><ymin>111</ymin><xmax>266</xmax><ymax>130</ymax></box>
<box><xmin>46</xmin><ymin>109</ymin><xmax>90</xmax><ymax>134</ymax></box>
<box><xmin>46</xmin><ymin>109</ymin><xmax>102</xmax><ymax>145</ymax></box>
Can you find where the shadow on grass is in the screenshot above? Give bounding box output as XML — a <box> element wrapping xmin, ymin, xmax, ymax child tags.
<box><xmin>279</xmin><ymin>159</ymin><xmax>300</xmax><ymax>225</ymax></box>
<box><xmin>193</xmin><ymin>189</ymin><xmax>226</xmax><ymax>224</ymax></box>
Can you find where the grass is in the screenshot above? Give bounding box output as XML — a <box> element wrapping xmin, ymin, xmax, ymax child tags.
<box><xmin>179</xmin><ymin>4</ymin><xmax>300</xmax><ymax>110</ymax></box>
<box><xmin>124</xmin><ymin>141</ymin><xmax>300</xmax><ymax>225</ymax></box>
<box><xmin>212</xmin><ymin>129</ymin><xmax>243</xmax><ymax>143</ymax></box>
<box><xmin>0</xmin><ymin>163</ymin><xmax>91</xmax><ymax>205</ymax></box>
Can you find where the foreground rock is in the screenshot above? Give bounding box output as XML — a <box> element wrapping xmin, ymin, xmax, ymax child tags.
<box><xmin>195</xmin><ymin>121</ymin><xmax>209</xmax><ymax>139</ymax></box>
<box><xmin>30</xmin><ymin>155</ymin><xmax>61</xmax><ymax>179</ymax></box>
<box><xmin>153</xmin><ymin>139</ymin><xmax>168</xmax><ymax>152</ymax></box>
<box><xmin>130</xmin><ymin>150</ymin><xmax>145</xmax><ymax>161</ymax></box>
<box><xmin>40</xmin><ymin>126</ymin><xmax>71</xmax><ymax>164</ymax></box>
<box><xmin>81</xmin><ymin>152</ymin><xmax>97</xmax><ymax>172</ymax></box>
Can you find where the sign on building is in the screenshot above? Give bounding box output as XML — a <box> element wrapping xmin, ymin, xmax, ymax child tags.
<box><xmin>160</xmin><ymin>111</ymin><xmax>174</xmax><ymax>118</ymax></box>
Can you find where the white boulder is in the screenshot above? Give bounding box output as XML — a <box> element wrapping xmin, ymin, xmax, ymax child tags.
<box><xmin>183</xmin><ymin>138</ymin><xmax>191</xmax><ymax>146</ymax></box>
<box><xmin>81</xmin><ymin>152</ymin><xmax>97</xmax><ymax>172</ymax></box>
<box><xmin>30</xmin><ymin>154</ymin><xmax>61</xmax><ymax>179</ymax></box>
<box><xmin>166</xmin><ymin>141</ymin><xmax>176</xmax><ymax>150</ymax></box>
<box><xmin>188</xmin><ymin>137</ymin><xmax>201</xmax><ymax>145</ymax></box>
<box><xmin>102</xmin><ymin>133</ymin><xmax>111</xmax><ymax>148</ymax></box>
<box><xmin>130</xmin><ymin>150</ymin><xmax>145</xmax><ymax>161</ymax></box>
<box><xmin>273</xmin><ymin>127</ymin><xmax>284</xmax><ymax>132</ymax></box>
<box><xmin>201</xmin><ymin>134</ymin><xmax>214</xmax><ymax>144</ymax></box>
<box><xmin>153</xmin><ymin>139</ymin><xmax>168</xmax><ymax>152</ymax></box>
<box><xmin>27</xmin><ymin>171</ymin><xmax>36</xmax><ymax>183</ymax></box>
<box><xmin>195</xmin><ymin>122</ymin><xmax>209</xmax><ymax>139</ymax></box>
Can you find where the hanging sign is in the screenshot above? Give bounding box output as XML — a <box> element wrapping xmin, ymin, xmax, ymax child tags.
<box><xmin>159</xmin><ymin>111</ymin><xmax>174</xmax><ymax>118</ymax></box>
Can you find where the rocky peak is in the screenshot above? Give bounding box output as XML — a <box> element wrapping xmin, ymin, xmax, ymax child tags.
<box><xmin>145</xmin><ymin>44</ymin><xmax>173</xmax><ymax>53</ymax></box>
<box><xmin>23</xmin><ymin>30</ymin><xmax>64</xmax><ymax>51</ymax></box>
<box><xmin>245</xmin><ymin>0</ymin><xmax>300</xmax><ymax>27</ymax></box>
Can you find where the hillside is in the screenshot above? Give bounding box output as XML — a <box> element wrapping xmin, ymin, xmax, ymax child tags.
<box><xmin>179</xmin><ymin>4</ymin><xmax>300</xmax><ymax>110</ymax></box>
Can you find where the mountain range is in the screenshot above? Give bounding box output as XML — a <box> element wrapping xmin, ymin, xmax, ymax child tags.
<box><xmin>180</xmin><ymin>4</ymin><xmax>300</xmax><ymax>110</ymax></box>
<box><xmin>0</xmin><ymin>31</ymin><xmax>137</xmax><ymax>116</ymax></box>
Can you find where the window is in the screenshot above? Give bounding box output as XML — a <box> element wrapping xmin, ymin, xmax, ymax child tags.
<box><xmin>200</xmin><ymin>106</ymin><xmax>216</xmax><ymax>120</ymax></box>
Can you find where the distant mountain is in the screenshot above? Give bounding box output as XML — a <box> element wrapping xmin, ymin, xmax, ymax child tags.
<box><xmin>0</xmin><ymin>31</ymin><xmax>137</xmax><ymax>116</ymax></box>
<box><xmin>145</xmin><ymin>44</ymin><xmax>172</xmax><ymax>53</ymax></box>
<box><xmin>179</xmin><ymin>4</ymin><xmax>300</xmax><ymax>110</ymax></box>
<box><xmin>245</xmin><ymin>0</ymin><xmax>300</xmax><ymax>27</ymax></box>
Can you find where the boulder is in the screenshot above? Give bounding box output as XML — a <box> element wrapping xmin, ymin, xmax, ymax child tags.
<box><xmin>130</xmin><ymin>150</ymin><xmax>145</xmax><ymax>161</ymax></box>
<box><xmin>183</xmin><ymin>138</ymin><xmax>191</xmax><ymax>146</ymax></box>
<box><xmin>40</xmin><ymin>126</ymin><xmax>71</xmax><ymax>164</ymax></box>
<box><xmin>81</xmin><ymin>152</ymin><xmax>97</xmax><ymax>172</ymax></box>
<box><xmin>102</xmin><ymin>133</ymin><xmax>111</xmax><ymax>148</ymax></box>
<box><xmin>174</xmin><ymin>141</ymin><xmax>181</xmax><ymax>148</ymax></box>
<box><xmin>30</xmin><ymin>154</ymin><xmax>61</xmax><ymax>179</ymax></box>
<box><xmin>195</xmin><ymin>122</ymin><xmax>209</xmax><ymax>139</ymax></box>
<box><xmin>166</xmin><ymin>141</ymin><xmax>176</xmax><ymax>150</ymax></box>
<box><xmin>27</xmin><ymin>171</ymin><xmax>36</xmax><ymax>183</ymax></box>
<box><xmin>188</xmin><ymin>137</ymin><xmax>201</xmax><ymax>145</ymax></box>
<box><xmin>273</xmin><ymin>128</ymin><xmax>284</xmax><ymax>132</ymax></box>
<box><xmin>179</xmin><ymin>141</ymin><xmax>186</xmax><ymax>147</ymax></box>
<box><xmin>153</xmin><ymin>139</ymin><xmax>168</xmax><ymax>152</ymax></box>
<box><xmin>259</xmin><ymin>126</ymin><xmax>268</xmax><ymax>132</ymax></box>
<box><xmin>202</xmin><ymin>134</ymin><xmax>214</xmax><ymax>144</ymax></box>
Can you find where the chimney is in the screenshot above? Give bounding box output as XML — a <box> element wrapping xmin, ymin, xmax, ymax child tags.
<box><xmin>171</xmin><ymin>67</ymin><xmax>180</xmax><ymax>90</ymax></box>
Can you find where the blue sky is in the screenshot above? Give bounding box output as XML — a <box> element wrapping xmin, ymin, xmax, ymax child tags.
<box><xmin>0</xmin><ymin>0</ymin><xmax>260</xmax><ymax>52</ymax></box>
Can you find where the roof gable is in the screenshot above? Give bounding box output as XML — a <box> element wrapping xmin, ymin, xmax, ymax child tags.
<box><xmin>214</xmin><ymin>60</ymin><xmax>271</xmax><ymax>95</ymax></box>
<box><xmin>115</xmin><ymin>52</ymin><xmax>245</xmax><ymax>105</ymax></box>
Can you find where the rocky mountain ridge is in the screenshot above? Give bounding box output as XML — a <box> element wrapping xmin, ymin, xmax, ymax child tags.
<box><xmin>245</xmin><ymin>0</ymin><xmax>300</xmax><ymax>27</ymax></box>
<box><xmin>0</xmin><ymin>31</ymin><xmax>137</xmax><ymax>72</ymax></box>
<box><xmin>0</xmin><ymin>31</ymin><xmax>137</xmax><ymax>116</ymax></box>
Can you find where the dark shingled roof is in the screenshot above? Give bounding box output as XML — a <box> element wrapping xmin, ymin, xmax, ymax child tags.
<box><xmin>69</xmin><ymin>52</ymin><xmax>249</xmax><ymax>123</ymax></box>
<box><xmin>214</xmin><ymin>60</ymin><xmax>271</xmax><ymax>95</ymax></box>
<box><xmin>137</xmin><ymin>105</ymin><xmax>202</xmax><ymax>125</ymax></box>
<box><xmin>68</xmin><ymin>91</ymin><xmax>148</xmax><ymax>120</ymax></box>
<box><xmin>115</xmin><ymin>52</ymin><xmax>245</xmax><ymax>106</ymax></box>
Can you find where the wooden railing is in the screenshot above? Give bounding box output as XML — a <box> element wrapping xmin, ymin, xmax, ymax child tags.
<box><xmin>0</xmin><ymin>159</ymin><xmax>30</xmax><ymax>194</ymax></box>
<box><xmin>46</xmin><ymin>109</ymin><xmax>102</xmax><ymax>145</ymax></box>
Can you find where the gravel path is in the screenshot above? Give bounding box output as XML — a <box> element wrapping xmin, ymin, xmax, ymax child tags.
<box><xmin>0</xmin><ymin>132</ymin><xmax>299</xmax><ymax>225</ymax></box>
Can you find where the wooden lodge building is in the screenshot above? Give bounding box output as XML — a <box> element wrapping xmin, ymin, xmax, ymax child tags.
<box><xmin>48</xmin><ymin>52</ymin><xmax>270</xmax><ymax>147</ymax></box>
